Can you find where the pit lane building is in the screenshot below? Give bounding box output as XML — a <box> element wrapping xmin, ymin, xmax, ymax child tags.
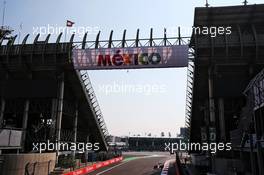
<box><xmin>186</xmin><ymin>4</ymin><xmax>264</xmax><ymax>175</ymax></box>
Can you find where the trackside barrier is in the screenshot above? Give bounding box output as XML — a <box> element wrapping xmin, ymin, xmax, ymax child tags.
<box><xmin>63</xmin><ymin>157</ymin><xmax>123</xmax><ymax>175</ymax></box>
<box><xmin>161</xmin><ymin>154</ymin><xmax>182</xmax><ymax>175</ymax></box>
<box><xmin>161</xmin><ymin>160</ymin><xmax>171</xmax><ymax>175</ymax></box>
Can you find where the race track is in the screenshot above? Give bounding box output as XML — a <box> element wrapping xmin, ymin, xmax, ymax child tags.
<box><xmin>88</xmin><ymin>152</ymin><xmax>175</xmax><ymax>175</ymax></box>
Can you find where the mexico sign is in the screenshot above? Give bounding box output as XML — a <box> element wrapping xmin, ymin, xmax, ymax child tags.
<box><xmin>72</xmin><ymin>45</ymin><xmax>188</xmax><ymax>70</ymax></box>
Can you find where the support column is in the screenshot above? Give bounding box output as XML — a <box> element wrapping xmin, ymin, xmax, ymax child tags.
<box><xmin>208</xmin><ymin>68</ymin><xmax>216</xmax><ymax>173</ymax></box>
<box><xmin>218</xmin><ymin>98</ymin><xmax>226</xmax><ymax>141</ymax></box>
<box><xmin>56</xmin><ymin>73</ymin><xmax>65</xmax><ymax>161</ymax></box>
<box><xmin>85</xmin><ymin>135</ymin><xmax>90</xmax><ymax>163</ymax></box>
<box><xmin>254</xmin><ymin>103</ymin><xmax>264</xmax><ymax>175</ymax></box>
<box><xmin>22</xmin><ymin>100</ymin><xmax>30</xmax><ymax>152</ymax></box>
<box><xmin>50</xmin><ymin>98</ymin><xmax>57</xmax><ymax>139</ymax></box>
<box><xmin>256</xmin><ymin>141</ymin><xmax>264</xmax><ymax>175</ymax></box>
<box><xmin>72</xmin><ymin>102</ymin><xmax>78</xmax><ymax>159</ymax></box>
<box><xmin>249</xmin><ymin>134</ymin><xmax>256</xmax><ymax>175</ymax></box>
<box><xmin>208</xmin><ymin>72</ymin><xmax>215</xmax><ymax>124</ymax></box>
<box><xmin>256</xmin><ymin>106</ymin><xmax>264</xmax><ymax>175</ymax></box>
<box><xmin>0</xmin><ymin>98</ymin><xmax>5</xmax><ymax>128</ymax></box>
<box><xmin>56</xmin><ymin>73</ymin><xmax>65</xmax><ymax>142</ymax></box>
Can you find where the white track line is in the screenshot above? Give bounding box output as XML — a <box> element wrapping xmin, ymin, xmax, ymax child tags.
<box><xmin>95</xmin><ymin>161</ymin><xmax>128</xmax><ymax>175</ymax></box>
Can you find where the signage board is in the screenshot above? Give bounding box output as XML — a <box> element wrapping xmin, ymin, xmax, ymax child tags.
<box><xmin>73</xmin><ymin>45</ymin><xmax>188</xmax><ymax>70</ymax></box>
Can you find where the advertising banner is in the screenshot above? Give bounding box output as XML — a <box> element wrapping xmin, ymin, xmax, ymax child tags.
<box><xmin>73</xmin><ymin>45</ymin><xmax>188</xmax><ymax>70</ymax></box>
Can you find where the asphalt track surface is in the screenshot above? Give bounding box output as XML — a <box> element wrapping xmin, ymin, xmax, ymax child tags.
<box><xmin>88</xmin><ymin>152</ymin><xmax>175</xmax><ymax>175</ymax></box>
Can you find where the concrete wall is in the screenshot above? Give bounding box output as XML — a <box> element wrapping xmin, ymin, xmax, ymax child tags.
<box><xmin>1</xmin><ymin>153</ymin><xmax>56</xmax><ymax>175</ymax></box>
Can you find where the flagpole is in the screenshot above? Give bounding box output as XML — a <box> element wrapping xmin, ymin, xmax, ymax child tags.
<box><xmin>205</xmin><ymin>0</ymin><xmax>209</xmax><ymax>7</ymax></box>
<box><xmin>65</xmin><ymin>20</ymin><xmax>74</xmax><ymax>42</ymax></box>
<box><xmin>2</xmin><ymin>0</ymin><xmax>6</xmax><ymax>26</ymax></box>
<box><xmin>64</xmin><ymin>28</ymin><xmax>67</xmax><ymax>42</ymax></box>
<box><xmin>243</xmin><ymin>0</ymin><xmax>248</xmax><ymax>5</ymax></box>
<box><xmin>64</xmin><ymin>21</ymin><xmax>67</xmax><ymax>42</ymax></box>
<box><xmin>18</xmin><ymin>22</ymin><xmax>22</xmax><ymax>44</ymax></box>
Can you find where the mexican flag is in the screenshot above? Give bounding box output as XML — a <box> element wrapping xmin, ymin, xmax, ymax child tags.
<box><xmin>66</xmin><ymin>20</ymin><xmax>75</xmax><ymax>27</ymax></box>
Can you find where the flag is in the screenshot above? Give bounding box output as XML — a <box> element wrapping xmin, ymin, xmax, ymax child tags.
<box><xmin>66</xmin><ymin>20</ymin><xmax>75</xmax><ymax>27</ymax></box>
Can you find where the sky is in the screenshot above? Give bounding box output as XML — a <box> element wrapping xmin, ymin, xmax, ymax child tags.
<box><xmin>3</xmin><ymin>0</ymin><xmax>264</xmax><ymax>137</ymax></box>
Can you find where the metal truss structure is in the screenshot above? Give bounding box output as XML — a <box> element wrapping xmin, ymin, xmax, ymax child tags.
<box><xmin>244</xmin><ymin>68</ymin><xmax>264</xmax><ymax>110</ymax></box>
<box><xmin>184</xmin><ymin>56</ymin><xmax>195</xmax><ymax>141</ymax></box>
<box><xmin>79</xmin><ymin>71</ymin><xmax>109</xmax><ymax>141</ymax></box>
<box><xmin>72</xmin><ymin>28</ymin><xmax>190</xmax><ymax>49</ymax></box>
